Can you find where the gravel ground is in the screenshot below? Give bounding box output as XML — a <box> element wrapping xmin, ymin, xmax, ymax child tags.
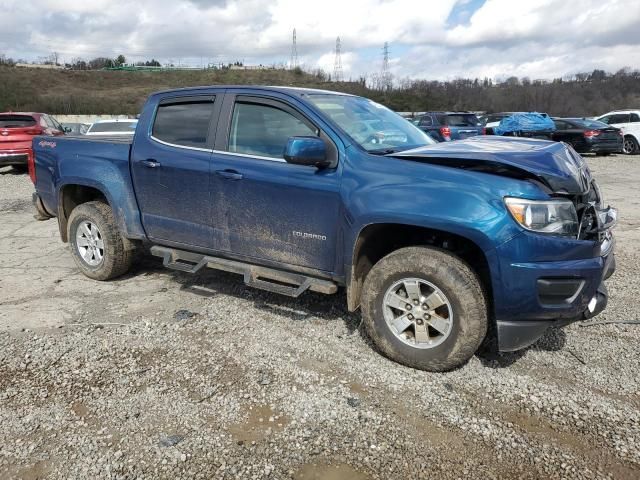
<box><xmin>0</xmin><ymin>155</ymin><xmax>639</xmax><ymax>480</ymax></box>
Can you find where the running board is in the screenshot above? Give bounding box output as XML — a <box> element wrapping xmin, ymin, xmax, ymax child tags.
<box><xmin>150</xmin><ymin>245</ymin><xmax>337</xmax><ymax>297</ymax></box>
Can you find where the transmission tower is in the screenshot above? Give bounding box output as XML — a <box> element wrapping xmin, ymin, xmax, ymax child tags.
<box><xmin>333</xmin><ymin>37</ymin><xmax>343</xmax><ymax>82</ymax></box>
<box><xmin>290</xmin><ymin>28</ymin><xmax>299</xmax><ymax>69</ymax></box>
<box><xmin>381</xmin><ymin>42</ymin><xmax>392</xmax><ymax>89</ymax></box>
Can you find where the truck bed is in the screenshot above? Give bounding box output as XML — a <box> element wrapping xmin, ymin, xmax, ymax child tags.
<box><xmin>32</xmin><ymin>134</ymin><xmax>136</xmax><ymax>229</ymax></box>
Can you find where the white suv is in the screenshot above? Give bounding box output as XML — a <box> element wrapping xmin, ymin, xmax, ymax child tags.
<box><xmin>596</xmin><ymin>110</ymin><xmax>640</xmax><ymax>154</ymax></box>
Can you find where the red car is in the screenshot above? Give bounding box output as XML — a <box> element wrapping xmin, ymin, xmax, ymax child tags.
<box><xmin>0</xmin><ymin>112</ymin><xmax>65</xmax><ymax>179</ymax></box>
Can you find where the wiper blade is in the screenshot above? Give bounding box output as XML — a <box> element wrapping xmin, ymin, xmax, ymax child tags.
<box><xmin>368</xmin><ymin>144</ymin><xmax>430</xmax><ymax>155</ymax></box>
<box><xmin>368</xmin><ymin>148</ymin><xmax>399</xmax><ymax>155</ymax></box>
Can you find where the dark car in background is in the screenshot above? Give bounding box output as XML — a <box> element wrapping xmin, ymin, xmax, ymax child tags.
<box><xmin>413</xmin><ymin>112</ymin><xmax>484</xmax><ymax>142</ymax></box>
<box><xmin>0</xmin><ymin>112</ymin><xmax>65</xmax><ymax>175</ymax></box>
<box><xmin>552</xmin><ymin>118</ymin><xmax>623</xmax><ymax>155</ymax></box>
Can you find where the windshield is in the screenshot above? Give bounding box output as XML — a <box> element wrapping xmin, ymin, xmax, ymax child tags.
<box><xmin>88</xmin><ymin>122</ymin><xmax>137</xmax><ymax>133</ymax></box>
<box><xmin>307</xmin><ymin>94</ymin><xmax>435</xmax><ymax>152</ymax></box>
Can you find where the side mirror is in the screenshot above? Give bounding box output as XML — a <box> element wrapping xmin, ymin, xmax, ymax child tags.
<box><xmin>284</xmin><ymin>136</ymin><xmax>330</xmax><ymax>169</ymax></box>
<box><xmin>63</xmin><ymin>127</ymin><xmax>72</xmax><ymax>133</ymax></box>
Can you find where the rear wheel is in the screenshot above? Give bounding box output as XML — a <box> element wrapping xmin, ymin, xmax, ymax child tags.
<box><xmin>11</xmin><ymin>164</ymin><xmax>28</xmax><ymax>173</ymax></box>
<box><xmin>623</xmin><ymin>136</ymin><xmax>639</xmax><ymax>154</ymax></box>
<box><xmin>68</xmin><ymin>201</ymin><xmax>136</xmax><ymax>280</ymax></box>
<box><xmin>361</xmin><ymin>246</ymin><xmax>487</xmax><ymax>371</ymax></box>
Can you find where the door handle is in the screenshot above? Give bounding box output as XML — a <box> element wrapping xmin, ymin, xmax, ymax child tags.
<box><xmin>215</xmin><ymin>169</ymin><xmax>243</xmax><ymax>180</ymax></box>
<box><xmin>141</xmin><ymin>159</ymin><xmax>161</xmax><ymax>168</ymax></box>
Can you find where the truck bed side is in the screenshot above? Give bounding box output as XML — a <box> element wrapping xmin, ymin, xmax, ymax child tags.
<box><xmin>32</xmin><ymin>135</ymin><xmax>146</xmax><ymax>241</ymax></box>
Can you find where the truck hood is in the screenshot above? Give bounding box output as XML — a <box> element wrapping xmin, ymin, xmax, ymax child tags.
<box><xmin>390</xmin><ymin>136</ymin><xmax>592</xmax><ymax>194</ymax></box>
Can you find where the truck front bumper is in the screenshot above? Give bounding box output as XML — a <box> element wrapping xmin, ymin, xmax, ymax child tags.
<box><xmin>493</xmin><ymin>233</ymin><xmax>616</xmax><ymax>352</ymax></box>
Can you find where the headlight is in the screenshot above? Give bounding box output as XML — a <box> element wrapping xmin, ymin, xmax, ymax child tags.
<box><xmin>504</xmin><ymin>197</ymin><xmax>578</xmax><ymax>237</ymax></box>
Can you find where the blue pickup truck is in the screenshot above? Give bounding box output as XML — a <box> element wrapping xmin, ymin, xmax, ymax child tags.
<box><xmin>31</xmin><ymin>86</ymin><xmax>617</xmax><ymax>371</ymax></box>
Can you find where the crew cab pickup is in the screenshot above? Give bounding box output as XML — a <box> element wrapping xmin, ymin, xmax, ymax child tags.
<box><xmin>31</xmin><ymin>86</ymin><xmax>617</xmax><ymax>371</ymax></box>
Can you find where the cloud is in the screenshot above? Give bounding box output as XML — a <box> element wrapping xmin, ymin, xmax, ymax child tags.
<box><xmin>1</xmin><ymin>0</ymin><xmax>639</xmax><ymax>80</ymax></box>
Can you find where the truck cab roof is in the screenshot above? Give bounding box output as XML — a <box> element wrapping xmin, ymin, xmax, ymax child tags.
<box><xmin>152</xmin><ymin>85</ymin><xmax>354</xmax><ymax>99</ymax></box>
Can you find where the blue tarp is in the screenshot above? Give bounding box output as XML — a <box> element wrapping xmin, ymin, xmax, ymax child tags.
<box><xmin>494</xmin><ymin>113</ymin><xmax>556</xmax><ymax>135</ymax></box>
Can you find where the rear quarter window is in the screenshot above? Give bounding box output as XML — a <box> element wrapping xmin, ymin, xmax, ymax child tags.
<box><xmin>0</xmin><ymin>115</ymin><xmax>36</xmax><ymax>128</ymax></box>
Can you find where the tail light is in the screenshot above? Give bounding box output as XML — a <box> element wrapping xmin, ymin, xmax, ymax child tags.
<box><xmin>481</xmin><ymin>127</ymin><xmax>486</xmax><ymax>135</ymax></box>
<box><xmin>28</xmin><ymin>150</ymin><xmax>36</xmax><ymax>184</ymax></box>
<box><xmin>440</xmin><ymin>126</ymin><xmax>451</xmax><ymax>138</ymax></box>
<box><xmin>25</xmin><ymin>127</ymin><xmax>44</xmax><ymax>136</ymax></box>
<box><xmin>584</xmin><ymin>130</ymin><xmax>601</xmax><ymax>138</ymax></box>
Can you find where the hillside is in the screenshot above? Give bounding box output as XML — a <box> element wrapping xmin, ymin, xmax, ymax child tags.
<box><xmin>1</xmin><ymin>66</ymin><xmax>639</xmax><ymax>116</ymax></box>
<box><xmin>0</xmin><ymin>67</ymin><xmax>361</xmax><ymax>115</ymax></box>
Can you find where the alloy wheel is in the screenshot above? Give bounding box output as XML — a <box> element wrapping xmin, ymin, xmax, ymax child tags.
<box><xmin>382</xmin><ymin>278</ymin><xmax>454</xmax><ymax>349</ymax></box>
<box><xmin>75</xmin><ymin>221</ymin><xmax>105</xmax><ymax>266</ymax></box>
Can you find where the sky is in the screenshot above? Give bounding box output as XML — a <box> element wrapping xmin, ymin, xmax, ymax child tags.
<box><xmin>2</xmin><ymin>0</ymin><xmax>639</xmax><ymax>81</ymax></box>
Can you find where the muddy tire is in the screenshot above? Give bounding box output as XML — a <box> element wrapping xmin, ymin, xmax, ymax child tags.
<box><xmin>361</xmin><ymin>246</ymin><xmax>487</xmax><ymax>371</ymax></box>
<box><xmin>67</xmin><ymin>201</ymin><xmax>136</xmax><ymax>280</ymax></box>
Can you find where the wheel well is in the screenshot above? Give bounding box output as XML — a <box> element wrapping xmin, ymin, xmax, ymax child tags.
<box><xmin>58</xmin><ymin>185</ymin><xmax>108</xmax><ymax>242</ymax></box>
<box><xmin>347</xmin><ymin>224</ymin><xmax>493</xmax><ymax>314</ymax></box>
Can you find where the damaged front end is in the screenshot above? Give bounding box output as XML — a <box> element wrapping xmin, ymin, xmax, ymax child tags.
<box><xmin>391</xmin><ymin>137</ymin><xmax>618</xmax><ymax>351</ymax></box>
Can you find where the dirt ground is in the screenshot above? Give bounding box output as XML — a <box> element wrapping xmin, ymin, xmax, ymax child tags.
<box><xmin>0</xmin><ymin>155</ymin><xmax>639</xmax><ymax>479</ymax></box>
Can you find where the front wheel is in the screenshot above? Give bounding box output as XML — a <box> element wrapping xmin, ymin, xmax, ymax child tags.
<box><xmin>361</xmin><ymin>246</ymin><xmax>487</xmax><ymax>371</ymax></box>
<box><xmin>67</xmin><ymin>201</ymin><xmax>136</xmax><ymax>280</ymax></box>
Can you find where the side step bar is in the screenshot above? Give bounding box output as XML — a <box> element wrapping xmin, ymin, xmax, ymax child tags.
<box><xmin>150</xmin><ymin>245</ymin><xmax>337</xmax><ymax>298</ymax></box>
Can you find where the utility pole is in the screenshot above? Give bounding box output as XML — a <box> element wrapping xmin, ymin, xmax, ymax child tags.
<box><xmin>290</xmin><ymin>28</ymin><xmax>299</xmax><ymax>69</ymax></box>
<box><xmin>333</xmin><ymin>37</ymin><xmax>343</xmax><ymax>82</ymax></box>
<box><xmin>381</xmin><ymin>42</ymin><xmax>392</xmax><ymax>90</ymax></box>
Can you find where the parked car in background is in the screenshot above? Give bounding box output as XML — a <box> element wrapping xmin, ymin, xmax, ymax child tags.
<box><xmin>552</xmin><ymin>118</ymin><xmax>622</xmax><ymax>155</ymax></box>
<box><xmin>413</xmin><ymin>112</ymin><xmax>484</xmax><ymax>142</ymax></box>
<box><xmin>85</xmin><ymin>119</ymin><xmax>138</xmax><ymax>136</ymax></box>
<box><xmin>62</xmin><ymin>122</ymin><xmax>90</xmax><ymax>135</ymax></box>
<box><xmin>481</xmin><ymin>112</ymin><xmax>553</xmax><ymax>137</ymax></box>
<box><xmin>488</xmin><ymin>112</ymin><xmax>555</xmax><ymax>139</ymax></box>
<box><xmin>0</xmin><ymin>112</ymin><xmax>65</xmax><ymax>175</ymax></box>
<box><xmin>595</xmin><ymin>110</ymin><xmax>640</xmax><ymax>154</ymax></box>
<box><xmin>479</xmin><ymin>113</ymin><xmax>512</xmax><ymax>135</ymax></box>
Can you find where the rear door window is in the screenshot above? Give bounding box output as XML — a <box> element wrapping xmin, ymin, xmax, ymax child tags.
<box><xmin>0</xmin><ymin>115</ymin><xmax>36</xmax><ymax>128</ymax></box>
<box><xmin>609</xmin><ymin>114</ymin><xmax>630</xmax><ymax>124</ymax></box>
<box><xmin>228</xmin><ymin>101</ymin><xmax>317</xmax><ymax>160</ymax></box>
<box><xmin>153</xmin><ymin>97</ymin><xmax>216</xmax><ymax>148</ymax></box>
